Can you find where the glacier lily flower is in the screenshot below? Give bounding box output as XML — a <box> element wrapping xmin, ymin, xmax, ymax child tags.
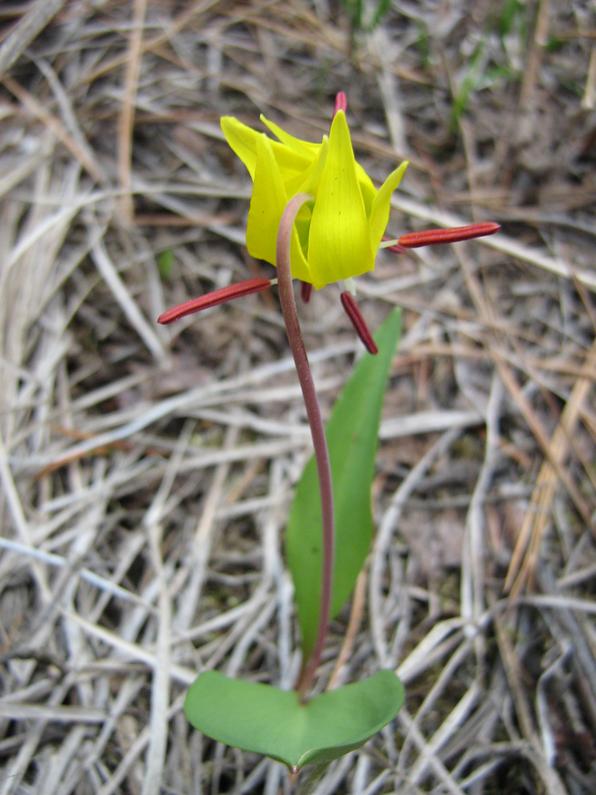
<box><xmin>158</xmin><ymin>93</ymin><xmax>500</xmax><ymax>353</ymax></box>
<box><xmin>220</xmin><ymin>100</ymin><xmax>408</xmax><ymax>289</ymax></box>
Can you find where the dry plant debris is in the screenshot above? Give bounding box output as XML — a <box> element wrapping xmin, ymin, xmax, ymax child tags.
<box><xmin>0</xmin><ymin>1</ymin><xmax>594</xmax><ymax>793</ymax></box>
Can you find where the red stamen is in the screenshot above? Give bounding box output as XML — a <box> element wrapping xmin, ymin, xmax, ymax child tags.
<box><xmin>340</xmin><ymin>292</ymin><xmax>378</xmax><ymax>355</ymax></box>
<box><xmin>382</xmin><ymin>235</ymin><xmax>408</xmax><ymax>254</ymax></box>
<box><xmin>157</xmin><ymin>277</ymin><xmax>272</xmax><ymax>324</ymax></box>
<box><xmin>300</xmin><ymin>281</ymin><xmax>313</xmax><ymax>303</ymax></box>
<box><xmin>398</xmin><ymin>222</ymin><xmax>500</xmax><ymax>249</ymax></box>
<box><xmin>334</xmin><ymin>91</ymin><xmax>347</xmax><ymax>115</ymax></box>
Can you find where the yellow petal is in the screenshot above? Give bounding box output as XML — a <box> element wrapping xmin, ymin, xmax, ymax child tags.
<box><xmin>221</xmin><ymin>116</ymin><xmax>312</xmax><ymax>182</ymax></box>
<box><xmin>245</xmin><ymin>134</ymin><xmax>311</xmax><ymax>282</ymax></box>
<box><xmin>284</xmin><ymin>136</ymin><xmax>328</xmax><ymax>197</ymax></box>
<box><xmin>355</xmin><ymin>162</ymin><xmax>376</xmax><ymax>214</ymax></box>
<box><xmin>221</xmin><ymin>116</ymin><xmax>260</xmax><ymax>180</ymax></box>
<box><xmin>260</xmin><ymin>115</ymin><xmax>320</xmax><ymax>157</ymax></box>
<box><xmin>284</xmin><ymin>139</ymin><xmax>328</xmax><ymax>264</ymax></box>
<box><xmin>259</xmin><ymin>131</ymin><xmax>371</xmax><ymax>211</ymax></box>
<box><xmin>307</xmin><ymin>111</ymin><xmax>373</xmax><ymax>288</ymax></box>
<box><xmin>289</xmin><ymin>219</ymin><xmax>313</xmax><ymax>283</ymax></box>
<box><xmin>369</xmin><ymin>160</ymin><xmax>409</xmax><ymax>250</ymax></box>
<box><xmin>245</xmin><ymin>133</ymin><xmax>286</xmax><ymax>262</ymax></box>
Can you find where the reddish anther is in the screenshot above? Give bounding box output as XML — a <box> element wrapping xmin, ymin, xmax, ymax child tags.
<box><xmin>340</xmin><ymin>291</ymin><xmax>378</xmax><ymax>354</ymax></box>
<box><xmin>398</xmin><ymin>222</ymin><xmax>500</xmax><ymax>249</ymax></box>
<box><xmin>334</xmin><ymin>91</ymin><xmax>347</xmax><ymax>114</ymax></box>
<box><xmin>300</xmin><ymin>281</ymin><xmax>313</xmax><ymax>303</ymax></box>
<box><xmin>382</xmin><ymin>236</ymin><xmax>408</xmax><ymax>254</ymax></box>
<box><xmin>157</xmin><ymin>277</ymin><xmax>272</xmax><ymax>324</ymax></box>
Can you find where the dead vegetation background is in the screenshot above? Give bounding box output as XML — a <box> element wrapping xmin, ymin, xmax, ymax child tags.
<box><xmin>0</xmin><ymin>1</ymin><xmax>594</xmax><ymax>793</ymax></box>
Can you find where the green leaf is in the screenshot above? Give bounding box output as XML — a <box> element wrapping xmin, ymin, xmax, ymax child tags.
<box><xmin>368</xmin><ymin>0</ymin><xmax>391</xmax><ymax>32</ymax></box>
<box><xmin>497</xmin><ymin>0</ymin><xmax>524</xmax><ymax>39</ymax></box>
<box><xmin>157</xmin><ymin>248</ymin><xmax>174</xmax><ymax>280</ymax></box>
<box><xmin>184</xmin><ymin>669</ymin><xmax>404</xmax><ymax>770</ymax></box>
<box><xmin>450</xmin><ymin>42</ymin><xmax>486</xmax><ymax>132</ymax></box>
<box><xmin>341</xmin><ymin>0</ymin><xmax>364</xmax><ymax>29</ymax></box>
<box><xmin>545</xmin><ymin>35</ymin><xmax>565</xmax><ymax>53</ymax></box>
<box><xmin>287</xmin><ymin>309</ymin><xmax>401</xmax><ymax>657</ymax></box>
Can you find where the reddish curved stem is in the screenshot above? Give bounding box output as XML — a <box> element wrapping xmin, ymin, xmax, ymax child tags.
<box><xmin>275</xmin><ymin>194</ymin><xmax>335</xmax><ymax>702</ymax></box>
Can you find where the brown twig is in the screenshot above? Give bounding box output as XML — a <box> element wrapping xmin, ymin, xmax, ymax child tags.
<box><xmin>117</xmin><ymin>0</ymin><xmax>148</xmax><ymax>224</ymax></box>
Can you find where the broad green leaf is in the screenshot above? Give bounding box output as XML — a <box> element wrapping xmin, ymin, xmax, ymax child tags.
<box><xmin>184</xmin><ymin>669</ymin><xmax>404</xmax><ymax>770</ymax></box>
<box><xmin>287</xmin><ymin>309</ymin><xmax>401</xmax><ymax>657</ymax></box>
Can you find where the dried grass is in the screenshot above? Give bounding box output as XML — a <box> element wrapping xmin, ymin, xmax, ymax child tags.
<box><xmin>0</xmin><ymin>1</ymin><xmax>594</xmax><ymax>793</ymax></box>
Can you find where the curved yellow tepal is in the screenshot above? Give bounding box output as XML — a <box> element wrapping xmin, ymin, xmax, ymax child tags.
<box><xmin>369</xmin><ymin>160</ymin><xmax>409</xmax><ymax>252</ymax></box>
<box><xmin>307</xmin><ymin>111</ymin><xmax>373</xmax><ymax>288</ymax></box>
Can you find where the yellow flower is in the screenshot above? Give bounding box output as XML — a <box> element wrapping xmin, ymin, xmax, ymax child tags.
<box><xmin>220</xmin><ymin>110</ymin><xmax>408</xmax><ymax>289</ymax></box>
<box><xmin>159</xmin><ymin>96</ymin><xmax>499</xmax><ymax>355</ymax></box>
